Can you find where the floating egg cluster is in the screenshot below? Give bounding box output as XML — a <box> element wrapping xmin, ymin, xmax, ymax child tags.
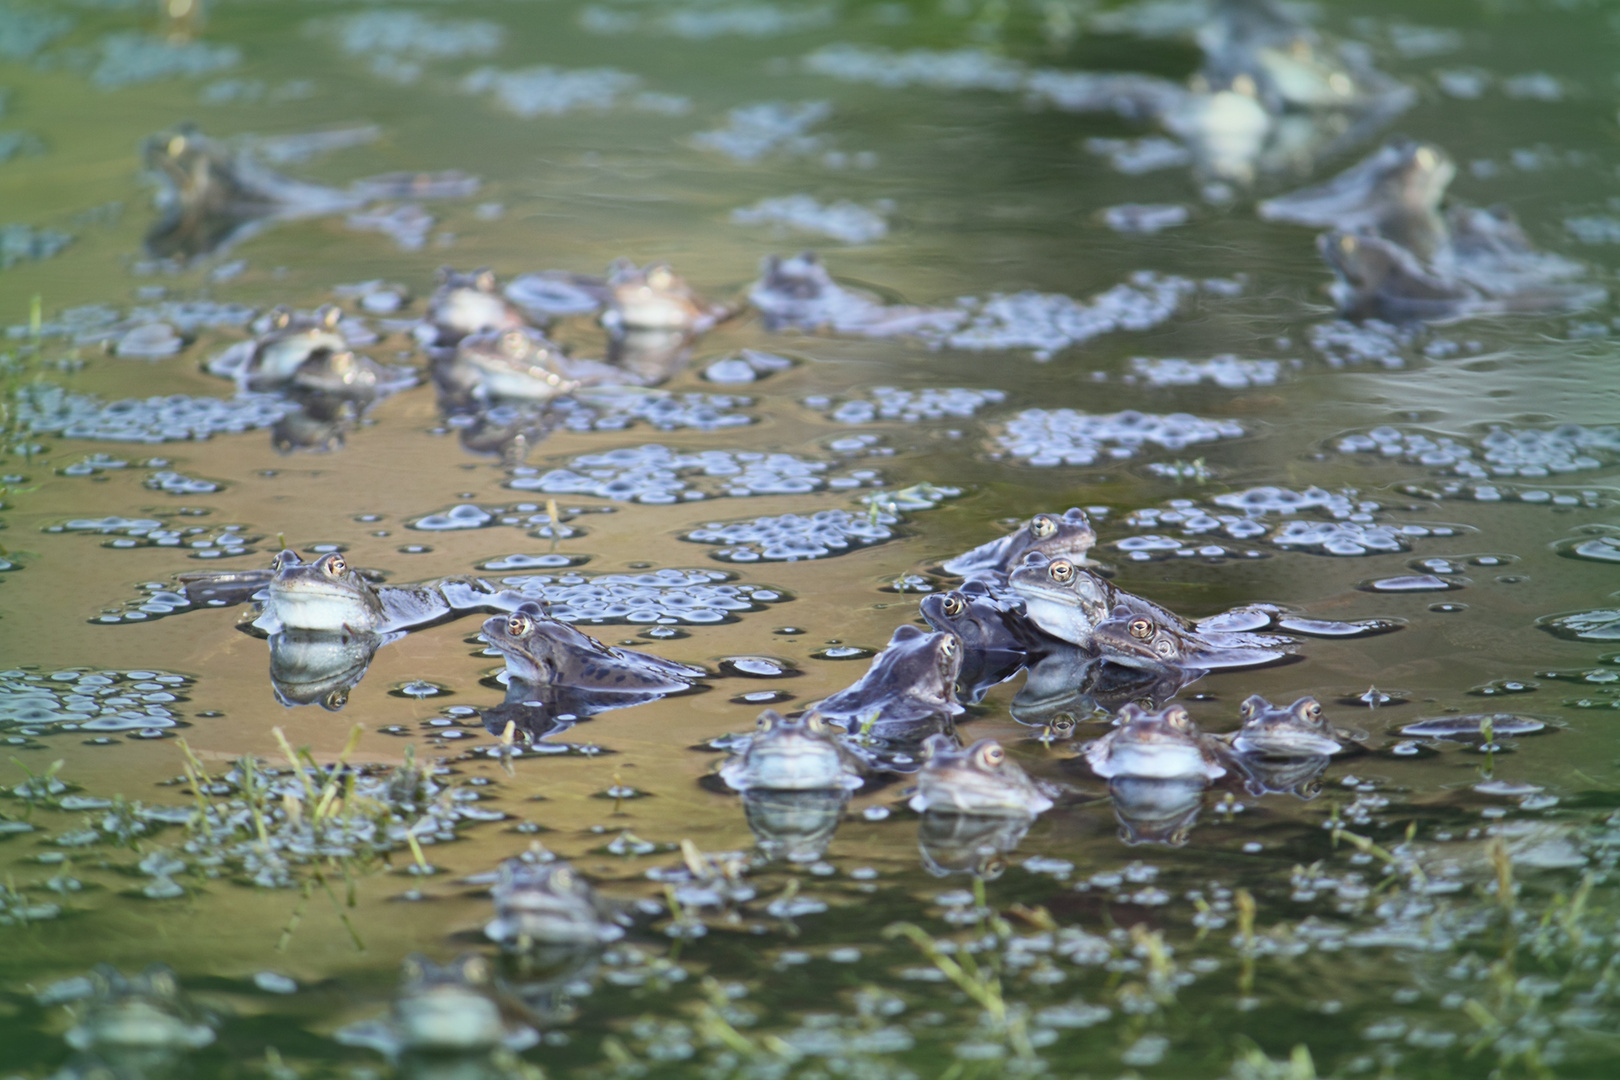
<box><xmin>805</xmin><ymin>386</ymin><xmax>1007</xmax><ymax>424</ymax></box>
<box><xmin>1121</xmin><ymin>488</ymin><xmax>1456</xmax><ymax>559</ymax></box>
<box><xmin>930</xmin><ymin>272</ymin><xmax>1199</xmax><ymax>359</ymax></box>
<box><xmin>407</xmin><ymin>502</ymin><xmax>590</xmax><ymax>535</ymax></box>
<box><xmin>14</xmin><ymin>383</ymin><xmax>292</xmax><ymax>443</ymax></box>
<box><xmin>0</xmin><ymin>668</ymin><xmax>194</xmax><ymax>740</ymax></box>
<box><xmin>550</xmin><ymin>392</ymin><xmax>754</xmax><ymax>432</ymax></box>
<box><xmin>992</xmin><ymin>409</ymin><xmax>1245</xmax><ymax>467</ymax></box>
<box><xmin>1337</xmin><ymin>424</ymin><xmax>1620</xmax><ymax>478</ymax></box>
<box><xmin>507</xmin><ymin>444</ymin><xmax>880</xmax><ymax>503</ymax></box>
<box><xmin>6</xmin><ymin>299</ymin><xmax>255</xmax><ymax>344</ymax></box>
<box><xmin>1125</xmin><ymin>356</ymin><xmax>1284</xmax><ymax>389</ymax></box>
<box><xmin>46</xmin><ymin>516</ymin><xmax>259</xmax><ymax>557</ymax></box>
<box><xmin>143</xmin><ymin>471</ymin><xmax>223</xmax><ymax>495</ymax></box>
<box><xmin>486</xmin><ymin>568</ymin><xmax>786</xmax><ymax>623</ymax></box>
<box><xmin>684</xmin><ymin>509</ymin><xmax>898</xmax><ymax>562</ymax></box>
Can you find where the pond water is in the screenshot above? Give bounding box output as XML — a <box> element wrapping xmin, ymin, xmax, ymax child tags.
<box><xmin>2</xmin><ymin>0</ymin><xmax>1620</xmax><ymax>1076</ymax></box>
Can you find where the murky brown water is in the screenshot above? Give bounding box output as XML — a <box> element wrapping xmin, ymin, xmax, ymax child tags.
<box><xmin>4</xmin><ymin>0</ymin><xmax>1620</xmax><ymax>1076</ymax></box>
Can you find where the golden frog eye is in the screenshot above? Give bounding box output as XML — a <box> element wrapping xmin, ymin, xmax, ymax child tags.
<box><xmin>320</xmin><ymin>554</ymin><xmax>347</xmax><ymax>578</ymax></box>
<box><xmin>501</xmin><ymin>330</ymin><xmax>528</xmax><ymax>355</ymax></box>
<box><xmin>550</xmin><ymin>866</ymin><xmax>574</xmax><ymax>890</ymax></box>
<box><xmin>507</xmin><ymin>612</ymin><xmax>532</xmax><ymax>637</ymax></box>
<box><xmin>319</xmin><ymin>305</ymin><xmax>342</xmax><ymax>329</ymax></box>
<box><xmin>1030</xmin><ymin>514</ymin><xmax>1056</xmax><ymax>539</ymax></box>
<box><xmin>805</xmin><ymin>713</ymin><xmax>827</xmax><ymax>735</ymax></box>
<box><xmin>1129</xmin><ymin>617</ymin><xmax>1153</xmax><ymax>640</ymax></box>
<box><xmin>942</xmin><ymin>594</ymin><xmax>964</xmax><ymax>617</ymax></box>
<box><xmin>1049</xmin><ymin>559</ymin><xmax>1074</xmax><ymax>583</ymax></box>
<box><xmin>975</xmin><ymin>742</ymin><xmax>1005</xmax><ymax>768</ymax></box>
<box><xmin>167</xmin><ymin>135</ymin><xmax>188</xmax><ymax>158</ymax></box>
<box><xmin>647</xmin><ymin>266</ymin><xmax>675</xmax><ymax>290</ymax></box>
<box><xmin>1165</xmin><ymin>706</ymin><xmax>1192</xmax><ymax>731</ymax></box>
<box><xmin>1339</xmin><ymin>233</ymin><xmax>1359</xmax><ymax>256</ymax></box>
<box><xmin>939</xmin><ymin>635</ymin><xmax>958</xmax><ymax>659</ymax></box>
<box><xmin>461</xmin><ymin>955</ymin><xmax>490</xmax><ymax>984</ymax></box>
<box><xmin>474</xmin><ymin>269</ymin><xmax>497</xmax><ymax>293</ymax></box>
<box><xmin>1238</xmin><ymin>698</ymin><xmax>1256</xmax><ymax>721</ymax></box>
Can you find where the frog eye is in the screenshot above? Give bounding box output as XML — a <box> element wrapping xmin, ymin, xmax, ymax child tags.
<box><xmin>1238</xmin><ymin>698</ymin><xmax>1257</xmax><ymax>721</ymax></box>
<box><xmin>647</xmin><ymin>266</ymin><xmax>674</xmax><ymax>290</ymax></box>
<box><xmin>1415</xmin><ymin>146</ymin><xmax>1437</xmax><ymax>171</ymax></box>
<box><xmin>1129</xmin><ymin>617</ymin><xmax>1153</xmax><ymax>640</ymax></box>
<box><xmin>1164</xmin><ymin>706</ymin><xmax>1192</xmax><ymax>731</ymax></box>
<box><xmin>942</xmin><ymin>594</ymin><xmax>964</xmax><ymax>618</ymax></box>
<box><xmin>1050</xmin><ymin>716</ymin><xmax>1075</xmax><ymax>737</ymax></box>
<box><xmin>1232</xmin><ymin>72</ymin><xmax>1258</xmax><ymax>98</ymax></box>
<box><xmin>551</xmin><ymin>866</ymin><xmax>574</xmax><ymax>890</ymax></box>
<box><xmin>1153</xmin><ymin>638</ymin><xmax>1176</xmax><ymax>658</ymax></box>
<box><xmin>320</xmin><ymin>554</ymin><xmax>347</xmax><ymax>578</ymax></box>
<box><xmin>1030</xmin><ymin>514</ymin><xmax>1056</xmax><ymax>539</ymax></box>
<box><xmin>1339</xmin><ymin>234</ymin><xmax>1359</xmax><ymax>256</ymax></box>
<box><xmin>460</xmin><ymin>956</ymin><xmax>490</xmax><ymax>984</ymax></box>
<box><xmin>319</xmin><ymin>305</ymin><xmax>342</xmax><ymax>329</ymax></box>
<box><xmin>323</xmin><ymin>689</ymin><xmax>349</xmax><ymax>711</ymax></box>
<box><xmin>1298</xmin><ymin>699</ymin><xmax>1324</xmax><ymax>723</ymax></box>
<box><xmin>146</xmin><ymin>969</ymin><xmax>178</xmax><ymax>998</ymax></box>
<box><xmin>974</xmin><ymin>742</ymin><xmax>1005</xmax><ymax>768</ymax></box>
<box><xmin>806</xmin><ymin>713</ymin><xmax>830</xmax><ymax>735</ymax></box>
<box><xmin>939</xmin><ymin>636</ymin><xmax>958</xmax><ymax>659</ymax></box>
<box><xmin>506</xmin><ymin>611</ymin><xmax>533</xmax><ymax>637</ymax></box>
<box><xmin>501</xmin><ymin>330</ymin><xmax>528</xmax><ymax>355</ymax></box>
<box><xmin>270</xmin><ymin>307</ymin><xmax>291</xmax><ymax>330</ymax></box>
<box><xmin>475</xmin><ymin>269</ymin><xmax>497</xmax><ymax>293</ymax></box>
<box><xmin>1049</xmin><ymin>559</ymin><xmax>1075</xmax><ymax>584</ymax></box>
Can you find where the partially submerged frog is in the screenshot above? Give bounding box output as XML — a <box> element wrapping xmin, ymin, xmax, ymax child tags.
<box><xmin>434</xmin><ymin>327</ymin><xmax>617</xmax><ymax>408</ymax></box>
<box><xmin>602</xmin><ymin>260</ymin><xmax>730</xmax><ymax>336</ymax></box>
<box><xmin>485</xmin><ymin>857</ymin><xmax>624</xmax><ymax>947</ymax></box>
<box><xmin>1090</xmin><ymin>604</ymin><xmax>1292</xmax><ymax>672</ymax></box>
<box><xmin>481</xmin><ymin>602</ymin><xmax>705</xmax><ymax>695</ymax></box>
<box><xmin>719</xmin><ymin>710</ymin><xmax>864</xmax><ymax>792</ymax></box>
<box><xmin>421</xmin><ymin>267</ymin><xmax>530</xmax><ymax>350</ymax></box>
<box><xmin>920</xmin><ymin>581</ymin><xmax>1040</xmax><ymax>702</ymax></box>
<box><xmin>941</xmin><ymin>508</ymin><xmax>1098</xmax><ymax>581</ymax></box>
<box><xmin>909</xmin><ymin>735</ymin><xmax>1057</xmax><ymax>817</ymax></box>
<box><xmin>63</xmin><ymin>964</ymin><xmax>216</xmax><ymax>1053</ymax></box>
<box><xmin>207</xmin><ymin>305</ymin><xmax>349</xmax><ymax>392</ymax></box>
<box><xmin>747</xmin><ymin>251</ymin><xmax>964</xmax><ymax>338</ymax></box>
<box><xmin>810</xmin><ymin>624</ymin><xmax>964</xmax><ymax>739</ymax></box>
<box><xmin>1318</xmin><ymin>230</ymin><xmax>1481</xmax><ymax>323</ymax></box>
<box><xmin>1225</xmin><ymin>694</ymin><xmax>1348</xmax><ymax>757</ymax></box>
<box><xmin>1083</xmin><ymin>703</ymin><xmax>1227</xmax><ymax>782</ymax></box>
<box><xmin>1259</xmin><ymin>138</ymin><xmax>1453</xmax><ymax>259</ymax></box>
<box><xmin>1008</xmin><ymin>553</ymin><xmax>1191</xmax><ymax>651</ymax></box>
<box><xmin>337</xmin><ymin>954</ymin><xmax>537</xmax><ymax>1059</ymax></box>
<box><xmin>251</xmin><ymin>550</ymin><xmax>480</xmax><ymax>635</ymax></box>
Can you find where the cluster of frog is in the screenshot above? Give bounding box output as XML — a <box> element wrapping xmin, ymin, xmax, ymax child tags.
<box><xmin>1259</xmin><ymin>136</ymin><xmax>1605</xmax><ymax>323</ymax></box>
<box><xmin>194</xmin><ymin>506</ymin><xmax>1380</xmax><ymax>864</ymax></box>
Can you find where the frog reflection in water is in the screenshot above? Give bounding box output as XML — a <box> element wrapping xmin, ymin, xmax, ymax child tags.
<box><xmin>267</xmin><ymin>628</ymin><xmax>387</xmax><ymax>710</ymax></box>
<box><xmin>941</xmin><ymin>508</ymin><xmax>1098</xmax><ymax>581</ymax></box>
<box><xmin>810</xmin><ymin>625</ymin><xmax>964</xmax><ymax>740</ymax></box>
<box><xmin>719</xmin><ymin>710</ymin><xmax>864</xmax><ymax>792</ymax></box>
<box><xmin>1083</xmin><ymin>703</ymin><xmax>1226</xmax><ymax>782</ymax></box>
<box><xmin>742</xmin><ymin>788</ymin><xmax>849</xmax><ymax>863</ymax></box>
<box><xmin>485</xmin><ymin>857</ymin><xmax>624</xmax><ymax>948</ymax></box>
<box><xmin>63</xmin><ymin>964</ymin><xmax>216</xmax><ymax>1053</ymax></box>
<box><xmin>481</xmin><ymin>602</ymin><xmax>705</xmax><ymax>695</ymax></box>
<box><xmin>909</xmin><ymin>735</ymin><xmax>1057</xmax><ymax>817</ymax></box>
<box><xmin>337</xmin><ymin>954</ymin><xmax>538</xmax><ymax>1060</ymax></box>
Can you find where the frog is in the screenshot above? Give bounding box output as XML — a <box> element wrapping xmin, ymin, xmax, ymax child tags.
<box><xmin>1082</xmin><ymin>702</ymin><xmax>1227</xmax><ymax>782</ymax></box>
<box><xmin>809</xmin><ymin>624</ymin><xmax>964</xmax><ymax>739</ymax></box>
<box><xmin>1007</xmin><ymin>553</ymin><xmax>1190</xmax><ymax>650</ymax></box>
<box><xmin>485</xmin><ymin>857</ymin><xmax>624</xmax><ymax>947</ymax></box>
<box><xmin>142</xmin><ymin>126</ymin><xmax>357</xmax><ymax>260</ymax></box>
<box><xmin>1107</xmin><ymin>775</ymin><xmax>1208</xmax><ymax>846</ymax></box>
<box><xmin>747</xmin><ymin>251</ymin><xmax>965</xmax><ymax>338</ymax></box>
<box><xmin>1318</xmin><ymin>229</ymin><xmax>1480</xmax><ymax>323</ymax></box>
<box><xmin>421</xmin><ymin>267</ymin><xmax>530</xmax><ymax>350</ymax></box>
<box><xmin>919</xmin><ymin>580</ymin><xmax>1042</xmax><ymax>702</ymax></box>
<box><xmin>1259</xmin><ymin>138</ymin><xmax>1454</xmax><ymax>260</ymax></box>
<box><xmin>267</xmin><ymin>628</ymin><xmax>386</xmax><ymax>711</ymax></box>
<box><xmin>741</xmin><ymin>788</ymin><xmax>849</xmax><ymax>863</ymax></box>
<box><xmin>480</xmin><ymin>602</ymin><xmax>706</xmax><ymax>695</ymax></box>
<box><xmin>600</xmin><ymin>260</ymin><xmax>729</xmax><ymax>335</ymax></box>
<box><xmin>719</xmin><ymin>710</ymin><xmax>864</xmax><ymax>792</ymax></box>
<box><xmin>941</xmin><ymin>508</ymin><xmax>1099</xmax><ymax>581</ymax></box>
<box><xmin>206</xmin><ymin>305</ymin><xmax>350</xmax><ymax>392</ymax></box>
<box><xmin>336</xmin><ymin>954</ymin><xmax>538</xmax><ymax>1059</ymax></box>
<box><xmin>1225</xmin><ymin>694</ymin><xmax>1347</xmax><ymax>757</ymax></box>
<box><xmin>251</xmin><ymin>551</ymin><xmax>443</xmax><ymax>635</ymax></box>
<box><xmin>433</xmin><ymin>327</ymin><xmax>585</xmax><ymax>407</ymax></box>
<box><xmin>1090</xmin><ymin>604</ymin><xmax>1293</xmax><ymax>672</ymax></box>
<box><xmin>63</xmin><ymin>964</ymin><xmax>216</xmax><ymax>1052</ymax></box>
<box><xmin>908</xmin><ymin>734</ymin><xmax>1058</xmax><ymax>817</ymax></box>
